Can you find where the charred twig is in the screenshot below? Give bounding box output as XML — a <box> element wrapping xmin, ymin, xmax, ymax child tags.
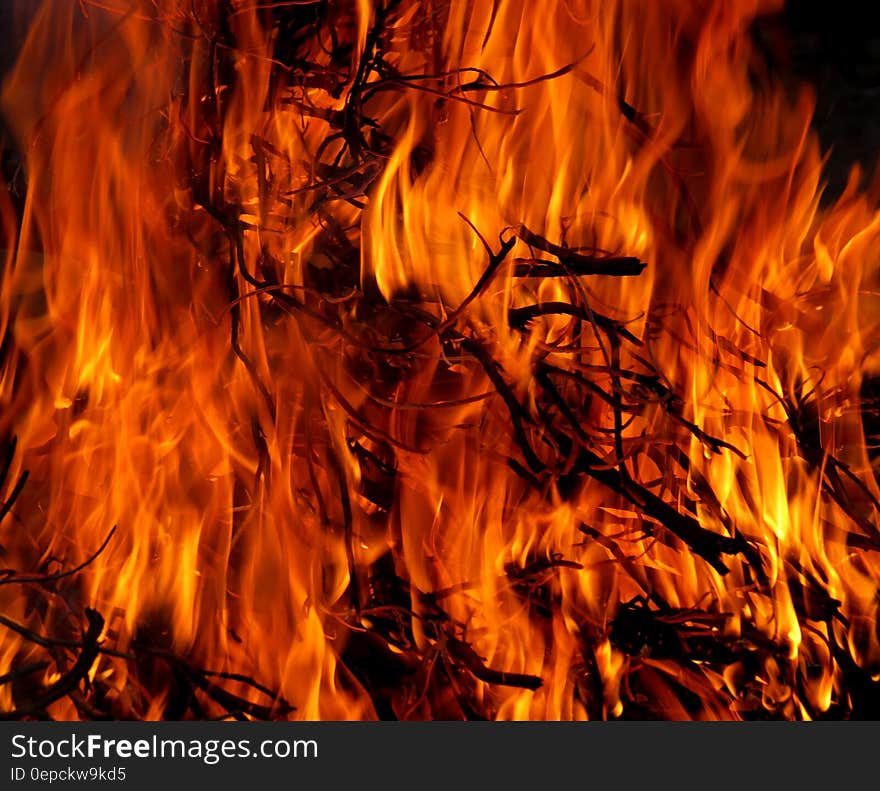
<box><xmin>458</xmin><ymin>336</ymin><xmax>545</xmax><ymax>473</ymax></box>
<box><xmin>433</xmin><ymin>215</ymin><xmax>517</xmax><ymax>334</ymax></box>
<box><xmin>516</xmin><ymin>225</ymin><xmax>646</xmax><ymax>276</ymax></box>
<box><xmin>509</xmin><ymin>301</ymin><xmax>642</xmax><ymax>345</ymax></box>
<box><xmin>561</xmin><ymin>448</ymin><xmax>748</xmax><ymax>574</ymax></box>
<box><xmin>445</xmin><ymin>635</ymin><xmax>542</xmax><ymax>691</ymax></box>
<box><xmin>0</xmin><ymin>527</ymin><xmax>117</xmax><ymax>588</ymax></box>
<box><xmin>0</xmin><ymin>436</ymin><xmax>28</xmax><ymax>526</ymax></box>
<box><xmin>0</xmin><ymin>661</ymin><xmax>50</xmax><ymax>688</ymax></box>
<box><xmin>0</xmin><ymin>609</ymin><xmax>104</xmax><ymax>720</ymax></box>
<box><xmin>757</xmin><ymin>376</ymin><xmax>880</xmax><ymax>536</ymax></box>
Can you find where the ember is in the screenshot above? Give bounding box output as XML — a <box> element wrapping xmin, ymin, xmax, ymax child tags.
<box><xmin>1</xmin><ymin>0</ymin><xmax>879</xmax><ymax>721</ymax></box>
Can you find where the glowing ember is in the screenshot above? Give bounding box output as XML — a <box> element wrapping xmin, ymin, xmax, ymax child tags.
<box><xmin>1</xmin><ymin>0</ymin><xmax>879</xmax><ymax>720</ymax></box>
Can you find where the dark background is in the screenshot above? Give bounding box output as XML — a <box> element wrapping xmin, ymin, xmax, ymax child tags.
<box><xmin>761</xmin><ymin>1</ymin><xmax>880</xmax><ymax>199</ymax></box>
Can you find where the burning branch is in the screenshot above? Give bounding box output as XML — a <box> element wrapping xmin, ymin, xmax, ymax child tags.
<box><xmin>1</xmin><ymin>0</ymin><xmax>879</xmax><ymax>723</ymax></box>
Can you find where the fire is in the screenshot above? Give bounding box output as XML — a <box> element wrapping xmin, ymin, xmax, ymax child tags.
<box><xmin>1</xmin><ymin>0</ymin><xmax>879</xmax><ymax>720</ymax></box>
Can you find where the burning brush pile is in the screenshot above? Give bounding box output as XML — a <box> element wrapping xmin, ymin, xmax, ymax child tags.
<box><xmin>1</xmin><ymin>0</ymin><xmax>880</xmax><ymax>721</ymax></box>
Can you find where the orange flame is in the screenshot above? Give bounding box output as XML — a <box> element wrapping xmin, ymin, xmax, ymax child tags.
<box><xmin>1</xmin><ymin>0</ymin><xmax>880</xmax><ymax>720</ymax></box>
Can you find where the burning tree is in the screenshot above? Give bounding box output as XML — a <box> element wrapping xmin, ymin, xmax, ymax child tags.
<box><xmin>1</xmin><ymin>0</ymin><xmax>879</xmax><ymax>720</ymax></box>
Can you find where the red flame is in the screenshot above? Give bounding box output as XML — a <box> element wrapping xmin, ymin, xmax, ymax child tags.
<box><xmin>1</xmin><ymin>0</ymin><xmax>880</xmax><ymax>720</ymax></box>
